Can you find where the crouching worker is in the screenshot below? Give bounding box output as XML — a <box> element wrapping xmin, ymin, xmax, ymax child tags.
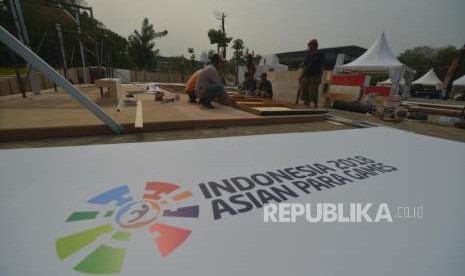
<box><xmin>185</xmin><ymin>69</ymin><xmax>202</xmax><ymax>103</ymax></box>
<box><xmin>195</xmin><ymin>54</ymin><xmax>229</xmax><ymax>109</ymax></box>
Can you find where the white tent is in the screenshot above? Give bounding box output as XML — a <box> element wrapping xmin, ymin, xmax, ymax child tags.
<box><xmin>341</xmin><ymin>32</ymin><xmax>403</xmax><ymax>71</ymax></box>
<box><xmin>412</xmin><ymin>69</ymin><xmax>442</xmax><ymax>86</ymax></box>
<box><xmin>452</xmin><ymin>74</ymin><xmax>465</xmax><ymax>87</ymax></box>
<box><xmin>338</xmin><ymin>32</ymin><xmax>414</xmax><ymax>97</ymax></box>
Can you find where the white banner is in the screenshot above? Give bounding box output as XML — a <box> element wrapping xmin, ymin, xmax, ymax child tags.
<box><xmin>1</xmin><ymin>128</ymin><xmax>465</xmax><ymax>276</ymax></box>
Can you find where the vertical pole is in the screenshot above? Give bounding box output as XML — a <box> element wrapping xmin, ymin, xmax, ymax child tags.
<box><xmin>12</xmin><ymin>0</ymin><xmax>28</xmax><ymax>41</ymax></box>
<box><xmin>100</xmin><ymin>37</ymin><xmax>104</xmax><ymax>78</ymax></box>
<box><xmin>8</xmin><ymin>0</ymin><xmax>26</xmax><ymax>97</ymax></box>
<box><xmin>75</xmin><ymin>8</ymin><xmax>88</xmax><ymax>83</ymax></box>
<box><xmin>56</xmin><ymin>23</ymin><xmax>68</xmax><ymax>80</ymax></box>
<box><xmin>221</xmin><ymin>14</ymin><xmax>226</xmax><ymax>59</ymax></box>
<box><xmin>12</xmin><ymin>0</ymin><xmax>40</xmax><ymax>94</ymax></box>
<box><xmin>8</xmin><ymin>50</ymin><xmax>26</xmax><ymax>98</ymax></box>
<box><xmin>8</xmin><ymin>0</ymin><xmax>24</xmax><ymax>41</ymax></box>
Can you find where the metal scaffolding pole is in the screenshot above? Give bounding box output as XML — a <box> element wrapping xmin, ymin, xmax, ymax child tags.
<box><xmin>55</xmin><ymin>23</ymin><xmax>68</xmax><ymax>79</ymax></box>
<box><xmin>0</xmin><ymin>25</ymin><xmax>124</xmax><ymax>134</ymax></box>
<box><xmin>75</xmin><ymin>8</ymin><xmax>88</xmax><ymax>83</ymax></box>
<box><xmin>11</xmin><ymin>0</ymin><xmax>41</xmax><ymax>95</ymax></box>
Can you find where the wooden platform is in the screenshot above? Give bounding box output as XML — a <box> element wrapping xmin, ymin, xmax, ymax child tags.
<box><xmin>0</xmin><ymin>84</ymin><xmax>326</xmax><ymax>142</ymax></box>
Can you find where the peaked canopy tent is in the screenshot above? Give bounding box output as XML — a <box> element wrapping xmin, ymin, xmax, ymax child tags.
<box><xmin>452</xmin><ymin>74</ymin><xmax>465</xmax><ymax>87</ymax></box>
<box><xmin>336</xmin><ymin>32</ymin><xmax>415</xmax><ymax>97</ymax></box>
<box><xmin>412</xmin><ymin>69</ymin><xmax>442</xmax><ymax>86</ymax></box>
<box><xmin>452</xmin><ymin>75</ymin><xmax>465</xmax><ymax>97</ymax></box>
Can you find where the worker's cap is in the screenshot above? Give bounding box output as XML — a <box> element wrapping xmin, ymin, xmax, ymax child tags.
<box><xmin>307</xmin><ymin>39</ymin><xmax>319</xmax><ymax>47</ymax></box>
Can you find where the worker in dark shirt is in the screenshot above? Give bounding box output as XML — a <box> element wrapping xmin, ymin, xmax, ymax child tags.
<box><xmin>241</xmin><ymin>72</ymin><xmax>257</xmax><ymax>96</ymax></box>
<box><xmin>258</xmin><ymin>73</ymin><xmax>273</xmax><ymax>99</ymax></box>
<box><xmin>299</xmin><ymin>39</ymin><xmax>324</xmax><ymax>107</ymax></box>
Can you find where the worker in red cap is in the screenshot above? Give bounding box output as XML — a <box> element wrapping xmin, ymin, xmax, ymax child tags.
<box><xmin>298</xmin><ymin>39</ymin><xmax>325</xmax><ymax>107</ymax></box>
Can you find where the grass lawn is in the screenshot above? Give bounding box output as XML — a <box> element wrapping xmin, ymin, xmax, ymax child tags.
<box><xmin>0</xmin><ymin>67</ymin><xmax>28</xmax><ymax>76</ymax></box>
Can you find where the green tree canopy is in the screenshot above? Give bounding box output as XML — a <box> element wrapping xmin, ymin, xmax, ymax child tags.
<box><xmin>128</xmin><ymin>18</ymin><xmax>167</xmax><ymax>70</ymax></box>
<box><xmin>399</xmin><ymin>46</ymin><xmax>465</xmax><ymax>79</ymax></box>
<box><xmin>208</xmin><ymin>28</ymin><xmax>232</xmax><ymax>57</ymax></box>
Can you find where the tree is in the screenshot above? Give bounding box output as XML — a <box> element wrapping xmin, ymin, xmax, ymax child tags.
<box><xmin>128</xmin><ymin>18</ymin><xmax>167</xmax><ymax>70</ymax></box>
<box><xmin>207</xmin><ymin>49</ymin><xmax>216</xmax><ymax>60</ymax></box>
<box><xmin>398</xmin><ymin>46</ymin><xmax>434</xmax><ymax>78</ymax></box>
<box><xmin>398</xmin><ymin>46</ymin><xmax>465</xmax><ymax>80</ymax></box>
<box><xmin>188</xmin><ymin>47</ymin><xmax>196</xmax><ymax>72</ymax></box>
<box><xmin>215</xmin><ymin>12</ymin><xmax>232</xmax><ymax>59</ymax></box>
<box><xmin>207</xmin><ymin>11</ymin><xmax>232</xmax><ymax>59</ymax></box>
<box><xmin>208</xmin><ymin>29</ymin><xmax>224</xmax><ymax>55</ymax></box>
<box><xmin>172</xmin><ymin>55</ymin><xmax>188</xmax><ymax>81</ymax></box>
<box><xmin>432</xmin><ymin>46</ymin><xmax>461</xmax><ymax>79</ymax></box>
<box><xmin>232</xmin><ymin>39</ymin><xmax>245</xmax><ymax>85</ymax></box>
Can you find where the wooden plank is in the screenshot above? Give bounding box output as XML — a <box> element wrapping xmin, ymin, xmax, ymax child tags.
<box><xmin>135</xmin><ymin>101</ymin><xmax>143</xmax><ymax>128</ymax></box>
<box><xmin>256</xmin><ymin>108</ymin><xmax>328</xmax><ymax>116</ymax></box>
<box><xmin>408</xmin><ymin>106</ymin><xmax>463</xmax><ymax>117</ymax></box>
<box><xmin>455</xmin><ymin>121</ymin><xmax>465</xmax><ymax>129</ymax></box>
<box><xmin>235</xmin><ymin>102</ymin><xmax>290</xmax><ymax>108</ymax></box>
<box><xmin>254</xmin><ymin>107</ymin><xmax>293</xmax><ymax>112</ymax></box>
<box><xmin>0</xmin><ymin>115</ymin><xmax>327</xmax><ymax>142</ymax></box>
<box><xmin>236</xmin><ymin>104</ymin><xmax>327</xmax><ymax>116</ymax></box>
<box><xmin>403</xmin><ymin>101</ymin><xmax>464</xmax><ymax>111</ymax></box>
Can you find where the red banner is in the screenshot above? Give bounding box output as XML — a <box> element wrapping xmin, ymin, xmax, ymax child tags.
<box><xmin>331</xmin><ymin>74</ymin><xmax>365</xmax><ymax>86</ymax></box>
<box><xmin>364</xmin><ymin>86</ymin><xmax>390</xmax><ymax>97</ymax></box>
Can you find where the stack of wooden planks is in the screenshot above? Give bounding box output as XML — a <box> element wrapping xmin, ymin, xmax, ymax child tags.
<box><xmin>227</xmin><ymin>92</ymin><xmax>327</xmax><ymax>116</ymax></box>
<box><xmin>402</xmin><ymin>101</ymin><xmax>464</xmax><ymax>117</ymax></box>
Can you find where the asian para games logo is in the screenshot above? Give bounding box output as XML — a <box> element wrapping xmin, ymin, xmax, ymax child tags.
<box><xmin>55</xmin><ymin>182</ymin><xmax>199</xmax><ymax>274</ymax></box>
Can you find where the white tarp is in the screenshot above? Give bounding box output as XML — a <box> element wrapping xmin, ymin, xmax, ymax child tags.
<box><xmin>453</xmin><ymin>74</ymin><xmax>465</xmax><ymax>87</ymax></box>
<box><xmin>258</xmin><ymin>54</ymin><xmax>288</xmax><ymax>71</ymax></box>
<box><xmin>412</xmin><ymin>69</ymin><xmax>442</xmax><ymax>86</ymax></box>
<box><xmin>378</xmin><ymin>78</ymin><xmax>405</xmax><ymax>86</ymax></box>
<box><xmin>114</xmin><ymin>69</ymin><xmax>131</xmax><ymax>84</ymax></box>
<box><xmin>1</xmin><ymin>128</ymin><xmax>465</xmax><ymax>276</ymax></box>
<box><xmin>256</xmin><ymin>54</ymin><xmax>289</xmax><ymax>78</ymax></box>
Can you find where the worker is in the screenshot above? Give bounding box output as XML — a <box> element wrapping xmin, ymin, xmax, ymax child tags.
<box><xmin>299</xmin><ymin>39</ymin><xmax>325</xmax><ymax>107</ymax></box>
<box><xmin>195</xmin><ymin>54</ymin><xmax>229</xmax><ymax>109</ymax></box>
<box><xmin>246</xmin><ymin>54</ymin><xmax>256</xmax><ymax>79</ymax></box>
<box><xmin>241</xmin><ymin>72</ymin><xmax>257</xmax><ymax>96</ymax></box>
<box><xmin>258</xmin><ymin>73</ymin><xmax>273</xmax><ymax>99</ymax></box>
<box><xmin>185</xmin><ymin>69</ymin><xmax>202</xmax><ymax>103</ymax></box>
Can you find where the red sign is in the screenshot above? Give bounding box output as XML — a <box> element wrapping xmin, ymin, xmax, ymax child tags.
<box><xmin>331</xmin><ymin>74</ymin><xmax>365</xmax><ymax>86</ymax></box>
<box><xmin>364</xmin><ymin>86</ymin><xmax>390</xmax><ymax>97</ymax></box>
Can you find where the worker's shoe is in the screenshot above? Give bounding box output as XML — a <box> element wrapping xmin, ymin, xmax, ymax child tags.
<box><xmin>188</xmin><ymin>93</ymin><xmax>197</xmax><ymax>103</ymax></box>
<box><xmin>200</xmin><ymin>100</ymin><xmax>215</xmax><ymax>109</ymax></box>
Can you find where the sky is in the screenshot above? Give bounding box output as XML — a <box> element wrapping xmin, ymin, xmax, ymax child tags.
<box><xmin>85</xmin><ymin>0</ymin><xmax>465</xmax><ymax>58</ymax></box>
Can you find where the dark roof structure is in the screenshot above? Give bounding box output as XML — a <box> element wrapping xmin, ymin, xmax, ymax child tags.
<box><xmin>276</xmin><ymin>45</ymin><xmax>366</xmax><ymax>70</ymax></box>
